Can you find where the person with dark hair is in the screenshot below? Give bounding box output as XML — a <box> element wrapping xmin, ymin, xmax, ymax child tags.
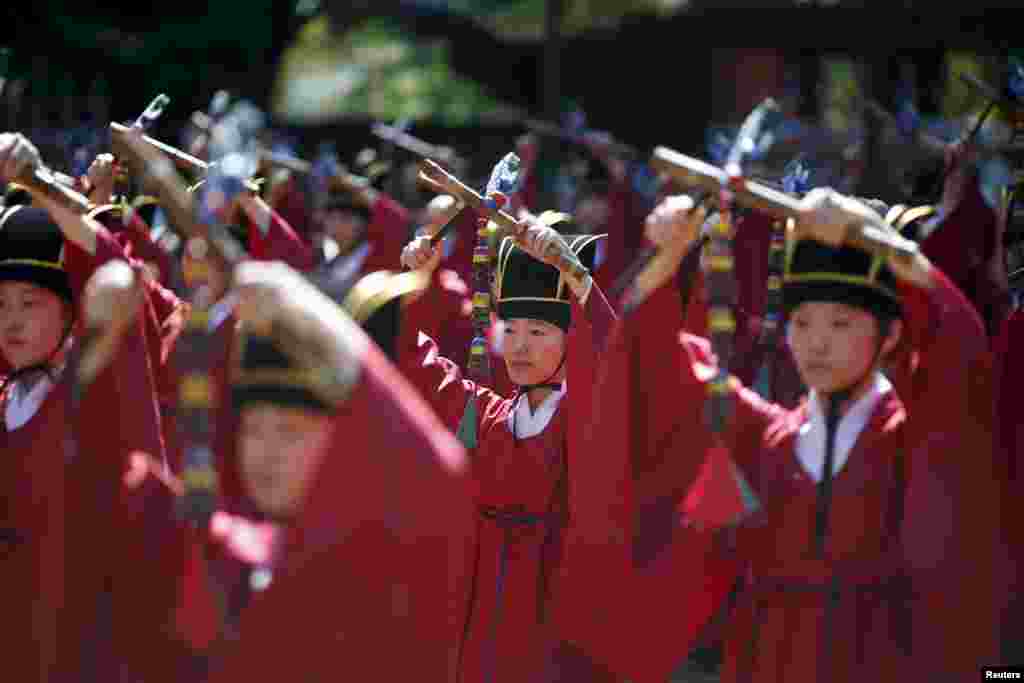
<box><xmin>315</xmin><ymin>151</ymin><xmax>411</xmax><ymax>277</ymax></box>
<box><xmin>561</xmin><ymin>188</ymin><xmax>1002</xmax><ymax>683</ymax></box>
<box><xmin>113</xmin><ymin>260</ymin><xmax>474</xmax><ymax>683</ymax></box>
<box><xmin>0</xmin><ymin>132</ymin><xmax>169</xmax><ymax>682</ymax></box>
<box><xmin>401</xmin><ymin>211</ymin><xmax>620</xmax><ymax>682</ymax></box>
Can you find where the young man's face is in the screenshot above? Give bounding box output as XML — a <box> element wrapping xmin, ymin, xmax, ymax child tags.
<box><xmin>786</xmin><ymin>301</ymin><xmax>899</xmax><ymax>394</ymax></box>
<box><xmin>502</xmin><ymin>317</ymin><xmax>567</xmax><ymax>387</ymax></box>
<box><xmin>237</xmin><ymin>403</ymin><xmax>334</xmax><ymax>519</ymax></box>
<box><xmin>0</xmin><ymin>281</ymin><xmax>70</xmax><ymax>370</ymax></box>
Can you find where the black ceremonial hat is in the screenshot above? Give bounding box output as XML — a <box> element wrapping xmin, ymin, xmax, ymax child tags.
<box><xmin>231</xmin><ymin>332</ymin><xmax>333</xmax><ymax>414</ymax></box>
<box><xmin>782</xmin><ymin>235</ymin><xmax>903</xmax><ymax>322</ymax></box>
<box><xmin>0</xmin><ymin>206</ymin><xmax>72</xmax><ymax>302</ymax></box>
<box><xmin>495</xmin><ymin>211</ymin><xmax>605</xmax><ymax>332</ymax></box>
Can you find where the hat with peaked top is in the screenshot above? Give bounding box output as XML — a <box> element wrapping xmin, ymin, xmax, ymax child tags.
<box><xmin>495</xmin><ymin>211</ymin><xmax>605</xmax><ymax>332</ymax></box>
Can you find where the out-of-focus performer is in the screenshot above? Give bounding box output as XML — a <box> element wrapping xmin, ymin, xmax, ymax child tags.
<box><xmin>0</xmin><ymin>132</ymin><xmax>169</xmax><ymax>682</ymax></box>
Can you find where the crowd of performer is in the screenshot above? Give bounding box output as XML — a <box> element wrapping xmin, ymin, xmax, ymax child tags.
<box><xmin>0</xmin><ymin>85</ymin><xmax>1021</xmax><ymax>683</ymax></box>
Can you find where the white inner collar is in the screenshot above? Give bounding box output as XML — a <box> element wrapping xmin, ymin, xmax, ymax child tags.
<box><xmin>795</xmin><ymin>373</ymin><xmax>892</xmax><ymax>482</ymax></box>
<box><xmin>506</xmin><ymin>380</ymin><xmax>566</xmax><ymax>439</ymax></box>
<box><xmin>4</xmin><ymin>340</ymin><xmax>72</xmax><ymax>432</ymax></box>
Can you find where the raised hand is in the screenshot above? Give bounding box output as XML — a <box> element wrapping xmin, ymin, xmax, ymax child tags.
<box><xmin>797</xmin><ymin>187</ymin><xmax>933</xmax><ymax>288</ymax></box>
<box><xmin>644</xmin><ymin>194</ymin><xmax>706</xmax><ymax>250</ymax></box>
<box><xmin>796</xmin><ymin>187</ymin><xmax>884</xmax><ymax>248</ymax></box>
<box><xmin>85</xmin><ymin>152</ymin><xmax>117</xmax><ymax>205</ymax></box>
<box><xmin>514</xmin><ymin>217</ymin><xmax>573</xmax><ymax>270</ymax></box>
<box><xmin>78</xmin><ymin>260</ymin><xmax>146</xmax><ymax>383</ymax></box>
<box><xmin>0</xmin><ymin>132</ymin><xmax>41</xmax><ymax>182</ymax></box>
<box><xmin>633</xmin><ymin>194</ymin><xmax>708</xmax><ymax>300</ymax></box>
<box><xmin>400</xmin><ymin>235</ymin><xmax>442</xmax><ymax>273</ymax></box>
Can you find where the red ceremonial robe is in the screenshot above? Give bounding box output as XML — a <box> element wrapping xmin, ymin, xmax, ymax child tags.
<box><xmin>400</xmin><ymin>265</ymin><xmax>475</xmax><ymax>369</ymax></box>
<box><xmin>402</xmin><ymin>283</ymin><xmax>619</xmax><ymax>682</ymax></box>
<box><xmin>96</xmin><ymin>319</ymin><xmax>474</xmax><ymax>683</ymax></box>
<box><xmin>561</xmin><ymin>267</ymin><xmax>1002</xmax><ymax>683</ymax></box>
<box><xmin>592</xmin><ymin>172</ymin><xmax>651</xmax><ymax>300</ymax></box>
<box><xmin>247</xmin><ymin>206</ymin><xmax>315</xmax><ymax>272</ymax></box>
<box><xmin>358</xmin><ymin>193</ymin><xmax>412</xmax><ymax>276</ymax></box>
<box><xmin>91</xmin><ymin>209</ymin><xmax>179</xmax><ymax>293</ymax></box>
<box><xmin>0</xmin><ymin>229</ymin><xmax>166</xmax><ymax>682</ymax></box>
<box><xmin>203</xmin><ymin>333</ymin><xmax>475</xmax><ymax>682</ymax></box>
<box><xmin>924</xmin><ymin>156</ymin><xmax>1007</xmax><ymax>338</ymax></box>
<box><xmin>72</xmin><ymin>217</ymin><xmax>292</xmax><ymax>679</ymax></box>
<box><xmin>265</xmin><ymin>175</ymin><xmax>313</xmax><ymax>246</ymax></box>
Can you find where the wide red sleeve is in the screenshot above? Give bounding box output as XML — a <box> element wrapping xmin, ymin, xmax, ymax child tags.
<box><xmin>444</xmin><ymin>208</ymin><xmax>480</xmax><ymax>288</ymax></box>
<box><xmin>886</xmin><ymin>267</ymin><xmax>990</xmax><ymax>442</ymax></box>
<box><xmin>248</xmin><ymin>208</ymin><xmax>314</xmax><ymax>271</ymax></box>
<box><xmin>923</xmin><ymin>167</ymin><xmax>1002</xmax><ymax>336</ymax></box>
<box><xmin>115</xmin><ymin>220</ymin><xmax>180</xmax><ymax>293</ymax></box>
<box><xmin>63</xmin><ymin>226</ymin><xmax>130</xmax><ymax>304</ymax></box>
<box><xmin>886</xmin><ymin>267</ymin><xmax>1003</xmax><ymax>678</ymax></box>
<box><xmin>360</xmin><ymin>193</ymin><xmax>411</xmax><ymax>274</ymax></box>
<box><xmin>592</xmin><ymin>176</ymin><xmax>641</xmax><ymax>295</ymax></box>
<box><xmin>108</xmin><ymin>468</ymin><xmax>199</xmax><ymax>683</ymax></box>
<box><xmin>557</xmin><ymin>279</ymin><xmax>753</xmax><ymax>682</ymax></box>
<box><xmin>401</xmin><ymin>330</ymin><xmax>508</xmax><ymax>433</ymax></box>
<box><xmin>267</xmin><ymin>177</ymin><xmax>312</xmax><ymax>245</ymax></box>
<box><xmin>136</xmin><ymin>276</ymin><xmax>189</xmax><ymax>470</ymax></box>
<box><xmin>56</xmin><ymin>301</ymin><xmax>169</xmax><ymax>679</ymax></box>
<box><xmin>398</xmin><ymin>267</ymin><xmax>474</xmax><ymax>370</ymax></box>
<box><xmin>205</xmin><ymin>343</ymin><xmax>475</xmax><ymax>683</ymax></box>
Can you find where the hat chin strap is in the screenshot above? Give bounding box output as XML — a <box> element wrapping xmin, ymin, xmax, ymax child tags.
<box><xmin>510</xmin><ymin>349</ymin><xmax>567</xmax><ymax>446</ymax></box>
<box><xmin>513</xmin><ymin>349</ymin><xmax>567</xmax><ymax>396</ymax></box>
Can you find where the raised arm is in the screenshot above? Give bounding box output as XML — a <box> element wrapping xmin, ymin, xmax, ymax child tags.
<box><xmin>558</xmin><ymin>198</ymin><xmax>782</xmax><ymax>681</ymax></box>
<box><xmin>882</xmin><ymin>251</ymin><xmax>1004</xmax><ymax>678</ymax></box>
<box><xmin>238</xmin><ymin>194</ymin><xmax>314</xmax><ymax>271</ymax></box>
<box><xmin>56</xmin><ymin>261</ymin><xmax>170</xmax><ymax>679</ymax></box>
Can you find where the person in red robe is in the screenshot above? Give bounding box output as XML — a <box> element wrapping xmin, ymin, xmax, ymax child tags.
<box><xmin>261</xmin><ymin>164</ymin><xmax>313</xmax><ymax>248</ymax></box>
<box><xmin>400</xmin><ymin>214</ymin><xmax>620</xmax><ymax>682</ymax></box>
<box><xmin>199</xmin><ymin>260</ymin><xmax>475</xmax><ymax>682</ymax></box>
<box><xmin>117</xmin><ymin>172</ymin><xmax>315</xmax><ymax>475</ymax></box>
<box><xmin>0</xmin><ymin>132</ymin><xmax>167</xmax><ymax>682</ymax></box>
<box><xmin>893</xmin><ymin>142</ymin><xmax>1012</xmax><ymax>339</ymax></box>
<box><xmin>187</xmin><ymin>178</ymin><xmax>315</xmax><ymax>273</ymax></box>
<box><xmin>317</xmin><ymin>166</ymin><xmax>412</xmax><ymax>277</ymax></box>
<box><xmin>111</xmin><ymin>259</ymin><xmax>475</xmax><ymax>682</ymax></box>
<box><xmin>560</xmin><ymin>189</ymin><xmax>1003</xmax><ymax>683</ymax></box>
